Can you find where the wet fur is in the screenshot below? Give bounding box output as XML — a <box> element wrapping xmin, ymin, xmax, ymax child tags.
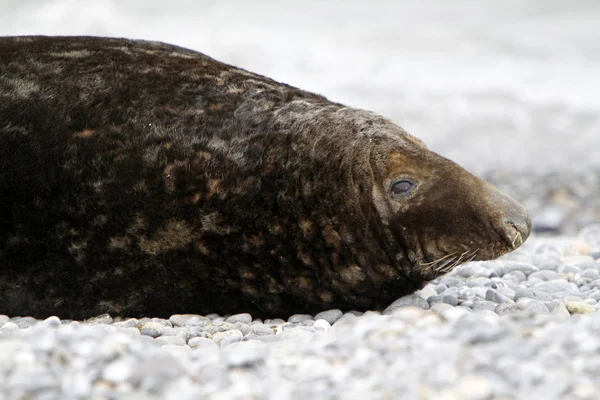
<box><xmin>0</xmin><ymin>36</ymin><xmax>528</xmax><ymax>318</ymax></box>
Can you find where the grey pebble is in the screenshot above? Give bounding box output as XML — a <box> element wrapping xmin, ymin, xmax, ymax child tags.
<box><xmin>383</xmin><ymin>294</ymin><xmax>430</xmax><ymax>314</ymax></box>
<box><xmin>137</xmin><ymin>322</ymin><xmax>164</xmax><ymax>338</ymax></box>
<box><xmin>529</xmin><ymin>270</ymin><xmax>560</xmax><ymax>281</ymax></box>
<box><xmin>155</xmin><ymin>335</ymin><xmax>187</xmax><ymax>346</ymax></box>
<box><xmin>519</xmin><ymin>301</ymin><xmax>550</xmax><ymax>314</ymax></box>
<box><xmin>187</xmin><ymin>337</ymin><xmax>219</xmax><ymax>350</ymax></box>
<box><xmin>495</xmin><ymin>302</ymin><xmax>519</xmax><ymax>315</ymax></box>
<box><xmin>515</xmin><ymin>288</ymin><xmax>553</xmax><ymax>302</ymax></box>
<box><xmin>439</xmin><ymin>276</ymin><xmax>463</xmax><ymax>287</ymax></box>
<box><xmin>485</xmin><ymin>289</ymin><xmax>510</xmax><ymax>304</ymax></box>
<box><xmin>84</xmin><ymin>314</ymin><xmax>113</xmax><ymax>325</ymax></box>
<box><xmin>225</xmin><ymin>313</ymin><xmax>253</xmax><ymax>324</ymax></box>
<box><xmin>502</xmin><ymin>262</ymin><xmax>539</xmax><ymax>276</ymax></box>
<box><xmin>582</xmin><ymin>269</ymin><xmax>600</xmax><ymax>280</ymax></box>
<box><xmin>288</xmin><ymin>314</ymin><xmax>314</xmax><ymax>324</ymax></box>
<box><xmin>112</xmin><ymin>318</ymin><xmax>139</xmax><ymax>328</ymax></box>
<box><xmin>249</xmin><ymin>324</ymin><xmax>274</xmax><ymax>336</ymax></box>
<box><xmin>471</xmin><ymin>300</ymin><xmax>498</xmax><ymax>312</ymax></box>
<box><xmin>222</xmin><ymin>341</ymin><xmax>267</xmax><ymax>367</ymax></box>
<box><xmin>42</xmin><ymin>316</ymin><xmax>61</xmax><ymax>328</ymax></box>
<box><xmin>503</xmin><ymin>270</ymin><xmax>527</xmax><ymax>283</ymax></box>
<box><xmin>314</xmin><ymin>309</ymin><xmax>343</xmax><ymax>324</ymax></box>
<box><xmin>212</xmin><ymin>330</ymin><xmax>243</xmax><ymax>346</ymax></box>
<box><xmin>169</xmin><ymin>314</ymin><xmax>211</xmax><ymax>327</ymax></box>
<box><xmin>12</xmin><ymin>316</ymin><xmax>38</xmax><ymax>329</ymax></box>
<box><xmin>535</xmin><ymin>279</ymin><xmax>579</xmax><ymax>294</ymax></box>
<box><xmin>434</xmin><ymin>284</ymin><xmax>448</xmax><ymax>294</ymax></box>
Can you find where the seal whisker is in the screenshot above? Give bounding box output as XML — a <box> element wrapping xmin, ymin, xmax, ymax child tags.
<box><xmin>434</xmin><ymin>255</ymin><xmax>459</xmax><ymax>272</ymax></box>
<box><xmin>420</xmin><ymin>251</ymin><xmax>457</xmax><ymax>267</ymax></box>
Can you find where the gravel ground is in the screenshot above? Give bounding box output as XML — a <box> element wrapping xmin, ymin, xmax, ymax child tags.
<box><xmin>1</xmin><ymin>1</ymin><xmax>600</xmax><ymax>399</ymax></box>
<box><xmin>2</xmin><ymin>226</ymin><xmax>600</xmax><ymax>399</ymax></box>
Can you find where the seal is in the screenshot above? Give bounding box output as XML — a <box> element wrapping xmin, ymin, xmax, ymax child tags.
<box><xmin>0</xmin><ymin>36</ymin><xmax>531</xmax><ymax>319</ymax></box>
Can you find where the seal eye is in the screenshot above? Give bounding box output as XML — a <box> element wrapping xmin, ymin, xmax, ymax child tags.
<box><xmin>391</xmin><ymin>179</ymin><xmax>416</xmax><ymax>197</ymax></box>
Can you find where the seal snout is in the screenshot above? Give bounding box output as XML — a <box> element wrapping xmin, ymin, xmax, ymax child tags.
<box><xmin>491</xmin><ymin>190</ymin><xmax>532</xmax><ymax>249</ymax></box>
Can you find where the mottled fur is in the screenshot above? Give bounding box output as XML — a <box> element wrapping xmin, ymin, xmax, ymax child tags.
<box><xmin>0</xmin><ymin>36</ymin><xmax>531</xmax><ymax>319</ymax></box>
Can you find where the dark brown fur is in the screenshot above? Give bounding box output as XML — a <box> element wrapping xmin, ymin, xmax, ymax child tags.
<box><xmin>0</xmin><ymin>36</ymin><xmax>531</xmax><ymax>319</ymax></box>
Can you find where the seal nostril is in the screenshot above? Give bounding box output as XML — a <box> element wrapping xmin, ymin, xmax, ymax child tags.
<box><xmin>502</xmin><ymin>214</ymin><xmax>531</xmax><ymax>247</ymax></box>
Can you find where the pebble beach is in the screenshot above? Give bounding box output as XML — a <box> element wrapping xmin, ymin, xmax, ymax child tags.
<box><xmin>1</xmin><ymin>1</ymin><xmax>600</xmax><ymax>399</ymax></box>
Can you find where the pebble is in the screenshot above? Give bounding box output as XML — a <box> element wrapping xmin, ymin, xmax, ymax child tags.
<box><xmin>225</xmin><ymin>313</ymin><xmax>253</xmax><ymax>324</ymax></box>
<box><xmin>313</xmin><ymin>319</ymin><xmax>331</xmax><ymax>331</ymax></box>
<box><xmin>383</xmin><ymin>294</ymin><xmax>430</xmax><ymax>314</ymax></box>
<box><xmin>485</xmin><ymin>289</ymin><xmax>510</xmax><ymax>304</ymax></box>
<box><xmin>314</xmin><ymin>309</ymin><xmax>343</xmax><ymax>324</ymax></box>
<box><xmin>169</xmin><ymin>314</ymin><xmax>211</xmax><ymax>327</ymax></box>
<box><xmin>514</xmin><ymin>288</ymin><xmax>553</xmax><ymax>302</ymax></box>
<box><xmin>42</xmin><ymin>316</ymin><xmax>61</xmax><ymax>328</ymax></box>
<box><xmin>566</xmin><ymin>301</ymin><xmax>596</xmax><ymax>315</ymax></box>
<box><xmin>85</xmin><ymin>314</ymin><xmax>113</xmax><ymax>325</ymax></box>
<box><xmin>288</xmin><ymin>314</ymin><xmax>313</xmax><ymax>324</ymax></box>
<box><xmin>137</xmin><ymin>322</ymin><xmax>164</xmax><ymax>338</ymax></box>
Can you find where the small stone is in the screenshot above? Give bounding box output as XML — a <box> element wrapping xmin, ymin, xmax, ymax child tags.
<box><xmin>416</xmin><ymin>285</ymin><xmax>437</xmax><ymax>299</ymax></box>
<box><xmin>85</xmin><ymin>313</ymin><xmax>113</xmax><ymax>325</ymax></box>
<box><xmin>249</xmin><ymin>324</ymin><xmax>274</xmax><ymax>336</ymax></box>
<box><xmin>485</xmin><ymin>289</ymin><xmax>510</xmax><ymax>304</ymax></box>
<box><xmin>226</xmin><ymin>313</ymin><xmax>253</xmax><ymax>324</ymax></box>
<box><xmin>456</xmin><ymin>374</ymin><xmax>493</xmax><ymax>400</ymax></box>
<box><xmin>503</xmin><ymin>270</ymin><xmax>527</xmax><ymax>283</ymax></box>
<box><xmin>137</xmin><ymin>322</ymin><xmax>164</xmax><ymax>338</ymax></box>
<box><xmin>313</xmin><ymin>319</ymin><xmax>331</xmax><ymax>330</ymax></box>
<box><xmin>42</xmin><ymin>316</ymin><xmax>61</xmax><ymax>328</ymax></box>
<box><xmin>583</xmin><ymin>269</ymin><xmax>600</xmax><ymax>280</ymax></box>
<box><xmin>533</xmin><ymin>205</ymin><xmax>566</xmax><ymax>233</ymax></box>
<box><xmin>471</xmin><ymin>300</ymin><xmax>497</xmax><ymax>312</ymax></box>
<box><xmin>314</xmin><ymin>309</ymin><xmax>343</xmax><ymax>324</ymax></box>
<box><xmin>1</xmin><ymin>321</ymin><xmax>19</xmax><ymax>331</ymax></box>
<box><xmin>13</xmin><ymin>316</ymin><xmax>38</xmax><ymax>329</ymax></box>
<box><xmin>552</xmin><ymin>302</ymin><xmax>571</xmax><ymax>321</ymax></box>
<box><xmin>155</xmin><ymin>336</ymin><xmax>187</xmax><ymax>346</ymax></box>
<box><xmin>438</xmin><ymin>295</ymin><xmax>458</xmax><ymax>307</ymax></box>
<box><xmin>502</xmin><ymin>262</ymin><xmax>538</xmax><ymax>276</ymax></box>
<box><xmin>430</xmin><ymin>303</ymin><xmax>454</xmax><ymax>313</ymax></box>
<box><xmin>188</xmin><ymin>337</ymin><xmax>219</xmax><ymax>350</ymax></box>
<box><xmin>102</xmin><ymin>357</ymin><xmax>136</xmax><ymax>383</ymax></box>
<box><xmin>439</xmin><ymin>276</ymin><xmax>463</xmax><ymax>287</ymax></box>
<box><xmin>169</xmin><ymin>314</ymin><xmax>210</xmax><ymax>327</ymax></box>
<box><xmin>288</xmin><ymin>314</ymin><xmax>313</xmax><ymax>324</ymax></box>
<box><xmin>222</xmin><ymin>341</ymin><xmax>266</xmax><ymax>367</ymax></box>
<box><xmin>427</xmin><ymin>295</ymin><xmax>445</xmax><ymax>305</ymax></box>
<box><xmin>495</xmin><ymin>302</ymin><xmax>518</xmax><ymax>315</ymax></box>
<box><xmin>519</xmin><ymin>301</ymin><xmax>550</xmax><ymax>314</ymax></box>
<box><xmin>535</xmin><ymin>279</ymin><xmax>579</xmax><ymax>294</ymax></box>
<box><xmin>528</xmin><ymin>270</ymin><xmax>560</xmax><ymax>281</ymax></box>
<box><xmin>112</xmin><ymin>318</ymin><xmax>140</xmax><ymax>328</ymax></box>
<box><xmin>567</xmin><ymin>301</ymin><xmax>595</xmax><ymax>314</ymax></box>
<box><xmin>434</xmin><ymin>284</ymin><xmax>448</xmax><ymax>294</ymax></box>
<box><xmin>514</xmin><ymin>288</ymin><xmax>553</xmax><ymax>302</ymax></box>
<box><xmin>383</xmin><ymin>294</ymin><xmax>429</xmax><ymax>314</ymax></box>
<box><xmin>212</xmin><ymin>330</ymin><xmax>243</xmax><ymax>346</ymax></box>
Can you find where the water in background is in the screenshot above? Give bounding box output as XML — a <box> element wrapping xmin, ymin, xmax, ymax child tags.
<box><xmin>1</xmin><ymin>0</ymin><xmax>599</xmax><ymax>175</ymax></box>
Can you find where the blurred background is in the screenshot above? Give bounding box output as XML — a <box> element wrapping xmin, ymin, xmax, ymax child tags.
<box><xmin>1</xmin><ymin>0</ymin><xmax>599</xmax><ymax>234</ymax></box>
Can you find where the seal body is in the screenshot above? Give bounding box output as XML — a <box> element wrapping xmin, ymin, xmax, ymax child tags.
<box><xmin>0</xmin><ymin>36</ymin><xmax>531</xmax><ymax>319</ymax></box>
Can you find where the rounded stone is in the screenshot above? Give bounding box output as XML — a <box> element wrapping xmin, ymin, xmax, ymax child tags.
<box><xmin>137</xmin><ymin>322</ymin><xmax>165</xmax><ymax>338</ymax></box>
<box><xmin>384</xmin><ymin>294</ymin><xmax>430</xmax><ymax>314</ymax></box>
<box><xmin>314</xmin><ymin>309</ymin><xmax>343</xmax><ymax>324</ymax></box>
<box><xmin>225</xmin><ymin>313</ymin><xmax>253</xmax><ymax>324</ymax></box>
